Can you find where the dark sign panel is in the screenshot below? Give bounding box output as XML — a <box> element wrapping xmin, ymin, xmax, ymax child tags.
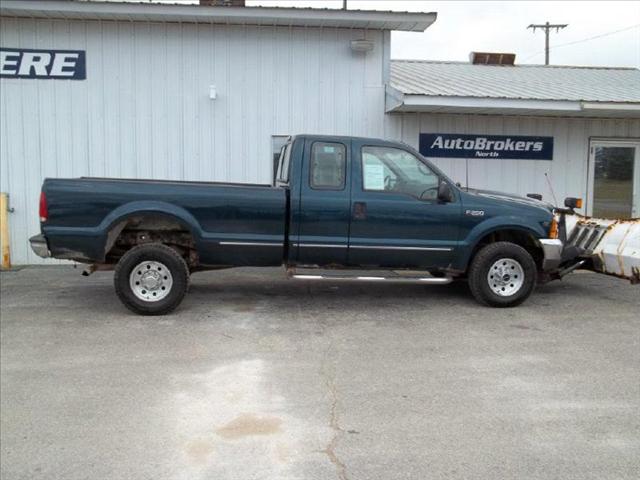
<box><xmin>0</xmin><ymin>48</ymin><xmax>86</xmax><ymax>80</ymax></box>
<box><xmin>420</xmin><ymin>133</ymin><xmax>554</xmax><ymax>160</ymax></box>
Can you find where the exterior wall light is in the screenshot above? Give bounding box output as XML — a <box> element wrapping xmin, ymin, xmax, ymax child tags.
<box><xmin>350</xmin><ymin>39</ymin><xmax>374</xmax><ymax>53</ymax></box>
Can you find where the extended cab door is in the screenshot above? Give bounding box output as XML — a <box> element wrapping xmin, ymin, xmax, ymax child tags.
<box><xmin>347</xmin><ymin>140</ymin><xmax>461</xmax><ymax>269</ymax></box>
<box><xmin>292</xmin><ymin>138</ymin><xmax>351</xmax><ymax>266</ymax></box>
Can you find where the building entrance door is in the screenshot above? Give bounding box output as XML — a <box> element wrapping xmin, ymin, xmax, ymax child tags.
<box><xmin>588</xmin><ymin>140</ymin><xmax>640</xmax><ymax>219</ymax></box>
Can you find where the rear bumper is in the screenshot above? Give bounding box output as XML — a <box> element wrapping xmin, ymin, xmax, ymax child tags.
<box><xmin>539</xmin><ymin>238</ymin><xmax>563</xmax><ymax>271</ymax></box>
<box><xmin>29</xmin><ymin>234</ymin><xmax>50</xmax><ymax>258</ymax></box>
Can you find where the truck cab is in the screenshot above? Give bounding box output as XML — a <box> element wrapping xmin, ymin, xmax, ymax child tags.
<box><xmin>282</xmin><ymin>135</ymin><xmax>463</xmax><ymax>270</ymax></box>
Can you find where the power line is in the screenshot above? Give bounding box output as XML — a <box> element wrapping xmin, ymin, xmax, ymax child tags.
<box><xmin>522</xmin><ymin>23</ymin><xmax>640</xmax><ymax>63</ymax></box>
<box><xmin>551</xmin><ymin>23</ymin><xmax>639</xmax><ymax>49</ymax></box>
<box><xmin>527</xmin><ymin>22</ymin><xmax>569</xmax><ymax>65</ymax></box>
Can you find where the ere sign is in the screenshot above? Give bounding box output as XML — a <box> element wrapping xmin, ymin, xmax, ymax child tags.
<box><xmin>0</xmin><ymin>48</ymin><xmax>86</xmax><ymax>80</ymax></box>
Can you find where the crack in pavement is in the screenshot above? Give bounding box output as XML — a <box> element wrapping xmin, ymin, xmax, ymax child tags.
<box><xmin>321</xmin><ymin>372</ymin><xmax>349</xmax><ymax>480</ymax></box>
<box><xmin>319</xmin><ymin>322</ymin><xmax>350</xmax><ymax>480</ymax></box>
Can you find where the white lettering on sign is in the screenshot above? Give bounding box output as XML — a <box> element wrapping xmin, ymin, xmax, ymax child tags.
<box><xmin>430</xmin><ymin>136</ymin><xmax>544</xmax><ymax>152</ymax></box>
<box><xmin>50</xmin><ymin>53</ymin><xmax>79</xmax><ymax>77</ymax></box>
<box><xmin>0</xmin><ymin>48</ymin><xmax>86</xmax><ymax>80</ymax></box>
<box><xmin>0</xmin><ymin>51</ymin><xmax>19</xmax><ymax>75</ymax></box>
<box><xmin>17</xmin><ymin>52</ymin><xmax>52</xmax><ymax>76</ymax></box>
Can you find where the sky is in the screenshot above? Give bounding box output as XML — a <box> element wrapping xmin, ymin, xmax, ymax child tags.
<box><xmin>247</xmin><ymin>1</ymin><xmax>640</xmax><ymax>67</ymax></box>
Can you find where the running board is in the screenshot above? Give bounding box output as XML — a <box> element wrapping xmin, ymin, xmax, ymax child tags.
<box><xmin>287</xmin><ymin>268</ymin><xmax>453</xmax><ymax>284</ymax></box>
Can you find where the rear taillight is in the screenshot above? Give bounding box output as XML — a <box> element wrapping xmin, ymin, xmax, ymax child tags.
<box><xmin>39</xmin><ymin>191</ymin><xmax>48</xmax><ymax>222</ymax></box>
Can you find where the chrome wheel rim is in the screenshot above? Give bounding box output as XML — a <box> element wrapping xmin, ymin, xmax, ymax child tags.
<box><xmin>487</xmin><ymin>258</ymin><xmax>525</xmax><ymax>297</ymax></box>
<box><xmin>129</xmin><ymin>261</ymin><xmax>173</xmax><ymax>302</ymax></box>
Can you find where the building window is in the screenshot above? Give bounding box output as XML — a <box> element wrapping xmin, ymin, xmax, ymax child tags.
<box><xmin>272</xmin><ymin>135</ymin><xmax>290</xmax><ymax>184</ymax></box>
<box><xmin>310</xmin><ymin>142</ymin><xmax>346</xmax><ymax>190</ymax></box>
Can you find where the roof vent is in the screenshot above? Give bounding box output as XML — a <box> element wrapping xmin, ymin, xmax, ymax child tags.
<box><xmin>470</xmin><ymin>52</ymin><xmax>516</xmax><ymax>66</ymax></box>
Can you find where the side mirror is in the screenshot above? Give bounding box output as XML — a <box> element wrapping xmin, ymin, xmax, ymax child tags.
<box><xmin>437</xmin><ymin>181</ymin><xmax>454</xmax><ymax>203</ymax></box>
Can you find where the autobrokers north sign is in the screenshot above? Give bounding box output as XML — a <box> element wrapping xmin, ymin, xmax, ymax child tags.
<box><xmin>419</xmin><ymin>133</ymin><xmax>554</xmax><ymax>160</ymax></box>
<box><xmin>0</xmin><ymin>48</ymin><xmax>86</xmax><ymax>80</ymax></box>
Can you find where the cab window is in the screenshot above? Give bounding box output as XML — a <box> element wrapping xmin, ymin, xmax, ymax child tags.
<box><xmin>310</xmin><ymin>142</ymin><xmax>346</xmax><ymax>190</ymax></box>
<box><xmin>362</xmin><ymin>146</ymin><xmax>439</xmax><ymax>200</ymax></box>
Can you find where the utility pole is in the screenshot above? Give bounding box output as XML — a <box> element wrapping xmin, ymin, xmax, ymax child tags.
<box><xmin>343</xmin><ymin>0</ymin><xmax>347</xmax><ymax>10</ymax></box>
<box><xmin>527</xmin><ymin>21</ymin><xmax>568</xmax><ymax>65</ymax></box>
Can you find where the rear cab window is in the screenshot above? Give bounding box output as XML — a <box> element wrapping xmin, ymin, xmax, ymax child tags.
<box><xmin>310</xmin><ymin>142</ymin><xmax>346</xmax><ymax>190</ymax></box>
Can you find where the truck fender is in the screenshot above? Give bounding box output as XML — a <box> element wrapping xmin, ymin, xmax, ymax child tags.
<box><xmin>457</xmin><ymin>216</ymin><xmax>547</xmax><ymax>271</ymax></box>
<box><xmin>98</xmin><ymin>201</ymin><xmax>204</xmax><ymax>247</ymax></box>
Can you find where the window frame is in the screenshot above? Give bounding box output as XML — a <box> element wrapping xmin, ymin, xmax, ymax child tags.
<box><xmin>309</xmin><ymin>141</ymin><xmax>348</xmax><ymax>191</ymax></box>
<box><xmin>360</xmin><ymin>144</ymin><xmax>443</xmax><ymax>202</ymax></box>
<box><xmin>276</xmin><ymin>142</ymin><xmax>292</xmax><ymax>185</ymax></box>
<box><xmin>272</xmin><ymin>135</ymin><xmax>291</xmax><ymax>184</ymax></box>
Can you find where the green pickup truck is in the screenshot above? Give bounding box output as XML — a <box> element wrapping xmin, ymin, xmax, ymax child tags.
<box><xmin>30</xmin><ymin>134</ymin><xmax>581</xmax><ymax>315</ymax></box>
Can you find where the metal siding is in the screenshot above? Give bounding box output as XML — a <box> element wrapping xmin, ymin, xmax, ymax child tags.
<box><xmin>388</xmin><ymin>113</ymin><xmax>640</xmax><ymax>212</ymax></box>
<box><xmin>0</xmin><ymin>18</ymin><xmax>386</xmax><ymax>263</ymax></box>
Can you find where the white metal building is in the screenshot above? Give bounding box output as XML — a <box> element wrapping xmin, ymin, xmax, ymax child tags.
<box><xmin>1</xmin><ymin>0</ymin><xmax>639</xmax><ymax>264</ymax></box>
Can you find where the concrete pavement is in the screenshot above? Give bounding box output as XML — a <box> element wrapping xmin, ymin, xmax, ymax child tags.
<box><xmin>1</xmin><ymin>266</ymin><xmax>639</xmax><ymax>480</ymax></box>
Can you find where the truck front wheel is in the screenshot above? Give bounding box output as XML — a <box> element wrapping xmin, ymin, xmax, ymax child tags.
<box><xmin>468</xmin><ymin>241</ymin><xmax>537</xmax><ymax>308</ymax></box>
<box><xmin>114</xmin><ymin>243</ymin><xmax>189</xmax><ymax>315</ymax></box>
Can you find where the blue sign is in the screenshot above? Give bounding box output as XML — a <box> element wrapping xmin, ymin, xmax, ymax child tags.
<box><xmin>420</xmin><ymin>133</ymin><xmax>554</xmax><ymax>160</ymax></box>
<box><xmin>0</xmin><ymin>48</ymin><xmax>86</xmax><ymax>80</ymax></box>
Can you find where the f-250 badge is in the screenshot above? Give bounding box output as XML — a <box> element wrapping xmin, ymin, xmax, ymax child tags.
<box><xmin>465</xmin><ymin>209</ymin><xmax>485</xmax><ymax>217</ymax></box>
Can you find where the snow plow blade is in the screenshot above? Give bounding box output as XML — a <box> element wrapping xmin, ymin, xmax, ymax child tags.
<box><xmin>562</xmin><ymin>213</ymin><xmax>640</xmax><ymax>284</ymax></box>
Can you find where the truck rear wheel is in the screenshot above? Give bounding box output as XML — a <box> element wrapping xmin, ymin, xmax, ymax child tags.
<box><xmin>468</xmin><ymin>241</ymin><xmax>537</xmax><ymax>308</ymax></box>
<box><xmin>114</xmin><ymin>243</ymin><xmax>189</xmax><ymax>315</ymax></box>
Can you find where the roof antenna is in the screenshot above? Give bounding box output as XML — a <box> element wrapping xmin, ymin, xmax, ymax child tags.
<box><xmin>465</xmin><ymin>156</ymin><xmax>469</xmax><ymax>190</ymax></box>
<box><xmin>544</xmin><ymin>172</ymin><xmax>558</xmax><ymax>206</ymax></box>
<box><xmin>464</xmin><ymin>118</ymin><xmax>470</xmax><ymax>190</ymax></box>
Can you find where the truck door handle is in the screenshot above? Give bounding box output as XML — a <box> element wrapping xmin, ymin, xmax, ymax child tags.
<box><xmin>353</xmin><ymin>202</ymin><xmax>367</xmax><ymax>220</ymax></box>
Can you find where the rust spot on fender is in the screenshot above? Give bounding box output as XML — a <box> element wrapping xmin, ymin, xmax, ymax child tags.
<box><xmin>216</xmin><ymin>413</ymin><xmax>282</xmax><ymax>439</ymax></box>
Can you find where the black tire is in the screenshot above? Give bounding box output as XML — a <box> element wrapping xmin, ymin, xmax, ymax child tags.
<box><xmin>468</xmin><ymin>241</ymin><xmax>537</xmax><ymax>308</ymax></box>
<box><xmin>114</xmin><ymin>243</ymin><xmax>189</xmax><ymax>315</ymax></box>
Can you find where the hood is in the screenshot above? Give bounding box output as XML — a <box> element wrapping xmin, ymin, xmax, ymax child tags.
<box><xmin>464</xmin><ymin>188</ymin><xmax>555</xmax><ymax>213</ymax></box>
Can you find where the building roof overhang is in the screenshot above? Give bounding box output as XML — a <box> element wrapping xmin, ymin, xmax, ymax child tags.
<box><xmin>0</xmin><ymin>1</ymin><xmax>437</xmax><ymax>31</ymax></box>
<box><xmin>387</xmin><ymin>60</ymin><xmax>640</xmax><ymax>118</ymax></box>
<box><xmin>386</xmin><ymin>86</ymin><xmax>640</xmax><ymax>119</ymax></box>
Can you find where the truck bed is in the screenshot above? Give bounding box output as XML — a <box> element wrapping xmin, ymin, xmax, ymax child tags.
<box><xmin>42</xmin><ymin>177</ymin><xmax>288</xmax><ymax>266</ymax></box>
